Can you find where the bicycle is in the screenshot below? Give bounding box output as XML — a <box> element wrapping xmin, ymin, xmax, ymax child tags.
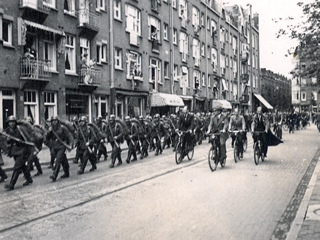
<box><xmin>208</xmin><ymin>132</ymin><xmax>226</xmax><ymax>171</ymax></box>
<box><xmin>230</xmin><ymin>130</ymin><xmax>244</xmax><ymax>163</ymax></box>
<box><xmin>175</xmin><ymin>130</ymin><xmax>195</xmax><ymax>164</ymax></box>
<box><xmin>273</xmin><ymin>123</ymin><xmax>282</xmax><ymax>140</ymax></box>
<box><xmin>252</xmin><ymin>131</ymin><xmax>266</xmax><ymax>165</ymax></box>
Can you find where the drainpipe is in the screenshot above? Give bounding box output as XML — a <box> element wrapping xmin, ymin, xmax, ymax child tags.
<box><xmin>109</xmin><ymin>0</ymin><xmax>115</xmax><ymax>114</ymax></box>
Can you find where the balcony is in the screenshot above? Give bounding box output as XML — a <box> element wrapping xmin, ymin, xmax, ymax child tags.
<box><xmin>19</xmin><ymin>0</ymin><xmax>50</xmax><ymax>23</ymax></box>
<box><xmin>194</xmin><ymin>25</ymin><xmax>201</xmax><ymax>36</ymax></box>
<box><xmin>152</xmin><ymin>40</ymin><xmax>160</xmax><ymax>53</ymax></box>
<box><xmin>241</xmin><ymin>73</ymin><xmax>249</xmax><ymax>83</ymax></box>
<box><xmin>79</xmin><ymin>68</ymin><xmax>101</xmax><ymax>91</ymax></box>
<box><xmin>240</xmin><ymin>94</ymin><xmax>249</xmax><ymax>103</ymax></box>
<box><xmin>77</xmin><ymin>10</ymin><xmax>99</xmax><ymax>37</ymax></box>
<box><xmin>20</xmin><ymin>57</ymin><xmax>51</xmax><ymax>82</ymax></box>
<box><xmin>151</xmin><ymin>0</ymin><xmax>160</xmax><ymax>12</ymax></box>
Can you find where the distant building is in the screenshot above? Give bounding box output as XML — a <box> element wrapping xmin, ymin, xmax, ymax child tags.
<box><xmin>260</xmin><ymin>68</ymin><xmax>292</xmax><ymax>111</ymax></box>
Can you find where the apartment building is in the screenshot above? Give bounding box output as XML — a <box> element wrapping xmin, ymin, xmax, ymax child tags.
<box><xmin>0</xmin><ymin>0</ymin><xmax>261</xmax><ymax>127</ymax></box>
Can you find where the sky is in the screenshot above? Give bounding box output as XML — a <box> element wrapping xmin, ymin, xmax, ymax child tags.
<box><xmin>227</xmin><ymin>0</ymin><xmax>308</xmax><ymax>78</ymax></box>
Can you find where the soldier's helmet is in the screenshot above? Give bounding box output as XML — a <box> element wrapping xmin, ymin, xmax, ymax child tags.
<box><xmin>46</xmin><ymin>118</ymin><xmax>51</xmax><ymax>122</ymax></box>
<box><xmin>51</xmin><ymin>116</ymin><xmax>60</xmax><ymax>121</ymax></box>
<box><xmin>124</xmin><ymin>116</ymin><xmax>130</xmax><ymax>122</ymax></box>
<box><xmin>154</xmin><ymin>114</ymin><xmax>160</xmax><ymax>119</ymax></box>
<box><xmin>109</xmin><ymin>115</ymin><xmax>116</xmax><ymax>121</ymax></box>
<box><xmin>72</xmin><ymin>116</ymin><xmax>78</xmax><ymax>122</ymax></box>
<box><xmin>139</xmin><ymin>116</ymin><xmax>144</xmax><ymax>121</ymax></box>
<box><xmin>25</xmin><ymin>116</ymin><xmax>33</xmax><ymax>124</ymax></box>
<box><xmin>96</xmin><ymin>116</ymin><xmax>102</xmax><ymax>120</ymax></box>
<box><xmin>7</xmin><ymin>115</ymin><xmax>17</xmax><ymax>123</ymax></box>
<box><xmin>80</xmin><ymin>116</ymin><xmax>88</xmax><ymax>122</ymax></box>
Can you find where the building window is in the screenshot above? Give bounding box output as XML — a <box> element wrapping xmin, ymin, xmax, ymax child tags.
<box><xmin>148</xmin><ymin>16</ymin><xmax>161</xmax><ymax>41</ymax></box>
<box><xmin>149</xmin><ymin>58</ymin><xmax>161</xmax><ymax>90</ymax></box>
<box><xmin>173</xmin><ymin>28</ymin><xmax>177</xmax><ymax>45</ymax></box>
<box><xmin>65</xmin><ymin>34</ymin><xmax>76</xmax><ymax>73</ymax></box>
<box><xmin>96</xmin><ymin>43</ymin><xmax>101</xmax><ymax>64</ymax></box>
<box><xmin>80</xmin><ymin>38</ymin><xmax>90</xmax><ymax>61</ymax></box>
<box><xmin>44</xmin><ymin>0</ymin><xmax>56</xmax><ymax>8</ymax></box>
<box><xmin>201</xmin><ymin>12</ymin><xmax>204</xmax><ymax>26</ymax></box>
<box><xmin>96</xmin><ymin>0</ymin><xmax>105</xmax><ymax>11</ymax></box>
<box><xmin>126</xmin><ymin>51</ymin><xmax>142</xmax><ymax>79</ymax></box>
<box><xmin>172</xmin><ymin>0</ymin><xmax>176</xmax><ymax>9</ymax></box>
<box><xmin>193</xmin><ymin>38</ymin><xmax>200</xmax><ymax>66</ymax></box>
<box><xmin>207</xmin><ymin>17</ymin><xmax>210</xmax><ymax>30</ymax></box>
<box><xmin>2</xmin><ymin>20</ymin><xmax>13</xmax><ymax>46</ymax></box>
<box><xmin>301</xmin><ymin>92</ymin><xmax>306</xmax><ymax>101</ymax></box>
<box><xmin>125</xmin><ymin>4</ymin><xmax>141</xmax><ymax>35</ymax></box>
<box><xmin>192</xmin><ymin>7</ymin><xmax>200</xmax><ymax>27</ymax></box>
<box><xmin>44</xmin><ymin>92</ymin><xmax>57</xmax><ymax>120</ymax></box>
<box><xmin>211</xmin><ymin>47</ymin><xmax>217</xmax><ymax>72</ymax></box>
<box><xmin>114</xmin><ymin>0</ymin><xmax>122</xmax><ymax>20</ymax></box>
<box><xmin>174</xmin><ymin>64</ymin><xmax>178</xmax><ymax>81</ymax></box>
<box><xmin>101</xmin><ymin>41</ymin><xmax>107</xmax><ymax>63</ymax></box>
<box><xmin>179</xmin><ymin>0</ymin><xmax>187</xmax><ymax>19</ymax></box>
<box><xmin>211</xmin><ymin>20</ymin><xmax>217</xmax><ymax>37</ymax></box>
<box><xmin>220</xmin><ymin>54</ymin><xmax>225</xmax><ymax>75</ymax></box>
<box><xmin>115</xmin><ymin>48</ymin><xmax>122</xmax><ymax>69</ymax></box>
<box><xmin>24</xmin><ymin>90</ymin><xmax>38</xmax><ymax>123</ymax></box>
<box><xmin>43</xmin><ymin>32</ymin><xmax>56</xmax><ymax>71</ymax></box>
<box><xmin>202</xmin><ymin>73</ymin><xmax>205</xmax><ymax>86</ymax></box>
<box><xmin>163</xmin><ymin>23</ymin><xmax>168</xmax><ymax>40</ymax></box>
<box><xmin>179</xmin><ymin>32</ymin><xmax>188</xmax><ymax>62</ymax></box>
<box><xmin>201</xmin><ymin>42</ymin><xmax>205</xmax><ymax>57</ymax></box>
<box><xmin>180</xmin><ymin>66</ymin><xmax>189</xmax><ymax>88</ymax></box>
<box><xmin>164</xmin><ymin>61</ymin><xmax>169</xmax><ymax>78</ymax></box>
<box><xmin>64</xmin><ymin>0</ymin><xmax>75</xmax><ymax>15</ymax></box>
<box><xmin>193</xmin><ymin>70</ymin><xmax>201</xmax><ymax>89</ymax></box>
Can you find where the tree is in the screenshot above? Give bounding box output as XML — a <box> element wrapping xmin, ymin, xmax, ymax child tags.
<box><xmin>277</xmin><ymin>1</ymin><xmax>320</xmax><ymax>81</ymax></box>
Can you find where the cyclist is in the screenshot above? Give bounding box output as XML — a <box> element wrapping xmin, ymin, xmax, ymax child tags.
<box><xmin>176</xmin><ymin>106</ymin><xmax>195</xmax><ymax>158</ymax></box>
<box><xmin>272</xmin><ymin>109</ymin><xmax>283</xmax><ymax>139</ymax></box>
<box><xmin>228</xmin><ymin>108</ymin><xmax>246</xmax><ymax>158</ymax></box>
<box><xmin>206</xmin><ymin>106</ymin><xmax>229</xmax><ymax>162</ymax></box>
<box><xmin>251</xmin><ymin>106</ymin><xmax>270</xmax><ymax>158</ymax></box>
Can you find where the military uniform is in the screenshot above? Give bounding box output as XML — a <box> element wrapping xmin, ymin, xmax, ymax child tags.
<box><xmin>106</xmin><ymin>116</ymin><xmax>124</xmax><ymax>168</ymax></box>
<box><xmin>96</xmin><ymin>117</ymin><xmax>108</xmax><ymax>162</ymax></box>
<box><xmin>125</xmin><ymin>117</ymin><xmax>139</xmax><ymax>163</ymax></box>
<box><xmin>45</xmin><ymin>116</ymin><xmax>73</xmax><ymax>181</ymax></box>
<box><xmin>138</xmin><ymin>117</ymin><xmax>149</xmax><ymax>159</ymax></box>
<box><xmin>4</xmin><ymin>116</ymin><xmax>33</xmax><ymax>190</ymax></box>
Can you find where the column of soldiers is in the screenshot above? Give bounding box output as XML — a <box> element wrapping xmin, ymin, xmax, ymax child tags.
<box><xmin>1</xmin><ymin>111</ymin><xmax>213</xmax><ymax>191</ymax></box>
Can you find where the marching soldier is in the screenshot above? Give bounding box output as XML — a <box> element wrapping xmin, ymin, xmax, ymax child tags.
<box><xmin>125</xmin><ymin>116</ymin><xmax>139</xmax><ymax>163</ymax></box>
<box><xmin>95</xmin><ymin>116</ymin><xmax>108</xmax><ymax>162</ymax></box>
<box><xmin>77</xmin><ymin>116</ymin><xmax>98</xmax><ymax>174</ymax></box>
<box><xmin>153</xmin><ymin>114</ymin><xmax>165</xmax><ymax>156</ymax></box>
<box><xmin>71</xmin><ymin>117</ymin><xmax>81</xmax><ymax>164</ymax></box>
<box><xmin>25</xmin><ymin>117</ymin><xmax>43</xmax><ymax>177</ymax></box>
<box><xmin>106</xmin><ymin>115</ymin><xmax>124</xmax><ymax>168</ymax></box>
<box><xmin>138</xmin><ymin>116</ymin><xmax>149</xmax><ymax>159</ymax></box>
<box><xmin>45</xmin><ymin>116</ymin><xmax>73</xmax><ymax>182</ymax></box>
<box><xmin>4</xmin><ymin>116</ymin><xmax>33</xmax><ymax>190</ymax></box>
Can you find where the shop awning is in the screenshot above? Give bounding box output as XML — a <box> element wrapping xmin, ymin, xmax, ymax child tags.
<box><xmin>254</xmin><ymin>93</ymin><xmax>273</xmax><ymax>110</ymax></box>
<box><xmin>212</xmin><ymin>100</ymin><xmax>232</xmax><ymax>109</ymax></box>
<box><xmin>151</xmin><ymin>93</ymin><xmax>184</xmax><ymax>107</ymax></box>
<box><xmin>24</xmin><ymin>20</ymin><xmax>64</xmax><ymax>35</ymax></box>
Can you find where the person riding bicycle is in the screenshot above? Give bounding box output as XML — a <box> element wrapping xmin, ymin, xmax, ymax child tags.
<box><xmin>228</xmin><ymin>108</ymin><xmax>246</xmax><ymax>158</ymax></box>
<box><xmin>272</xmin><ymin>109</ymin><xmax>283</xmax><ymax>139</ymax></box>
<box><xmin>206</xmin><ymin>106</ymin><xmax>229</xmax><ymax>162</ymax></box>
<box><xmin>251</xmin><ymin>106</ymin><xmax>270</xmax><ymax>158</ymax></box>
<box><xmin>176</xmin><ymin>106</ymin><xmax>195</xmax><ymax>158</ymax></box>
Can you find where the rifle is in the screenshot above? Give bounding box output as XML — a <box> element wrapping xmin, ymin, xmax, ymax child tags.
<box><xmin>74</xmin><ymin>122</ymin><xmax>93</xmax><ymax>154</ymax></box>
<box><xmin>0</xmin><ymin>129</ymin><xmax>38</xmax><ymax>152</ymax></box>
<box><xmin>51</xmin><ymin>129</ymin><xmax>72</xmax><ymax>151</ymax></box>
<box><xmin>108</xmin><ymin>124</ymin><xmax>119</xmax><ymax>148</ymax></box>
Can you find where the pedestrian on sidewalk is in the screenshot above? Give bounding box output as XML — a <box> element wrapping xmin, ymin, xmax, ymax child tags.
<box><xmin>4</xmin><ymin>116</ymin><xmax>33</xmax><ymax>191</ymax></box>
<box><xmin>45</xmin><ymin>116</ymin><xmax>73</xmax><ymax>182</ymax></box>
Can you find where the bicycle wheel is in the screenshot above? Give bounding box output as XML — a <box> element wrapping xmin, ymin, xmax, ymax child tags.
<box><xmin>187</xmin><ymin>144</ymin><xmax>194</xmax><ymax>160</ymax></box>
<box><xmin>175</xmin><ymin>140</ymin><xmax>183</xmax><ymax>164</ymax></box>
<box><xmin>219</xmin><ymin>147</ymin><xmax>226</xmax><ymax>167</ymax></box>
<box><xmin>234</xmin><ymin>144</ymin><xmax>239</xmax><ymax>163</ymax></box>
<box><xmin>282</xmin><ymin>124</ymin><xmax>288</xmax><ymax>131</ymax></box>
<box><xmin>243</xmin><ymin>139</ymin><xmax>248</xmax><ymax>152</ymax></box>
<box><xmin>254</xmin><ymin>143</ymin><xmax>260</xmax><ymax>165</ymax></box>
<box><xmin>208</xmin><ymin>147</ymin><xmax>218</xmax><ymax>172</ymax></box>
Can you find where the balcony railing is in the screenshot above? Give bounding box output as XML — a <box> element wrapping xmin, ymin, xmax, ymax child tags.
<box><xmin>79</xmin><ymin>68</ymin><xmax>101</xmax><ymax>85</ymax></box>
<box><xmin>19</xmin><ymin>0</ymin><xmax>50</xmax><ymax>12</ymax></box>
<box><xmin>20</xmin><ymin>57</ymin><xmax>51</xmax><ymax>80</ymax></box>
<box><xmin>77</xmin><ymin>9</ymin><xmax>100</xmax><ymax>31</ymax></box>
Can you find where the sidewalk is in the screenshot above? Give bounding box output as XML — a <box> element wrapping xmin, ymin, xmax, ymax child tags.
<box><xmin>1</xmin><ymin>143</ymin><xmax>129</xmax><ymax>172</ymax></box>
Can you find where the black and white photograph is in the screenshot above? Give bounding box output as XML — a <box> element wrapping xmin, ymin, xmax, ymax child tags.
<box><xmin>0</xmin><ymin>0</ymin><xmax>320</xmax><ymax>239</ymax></box>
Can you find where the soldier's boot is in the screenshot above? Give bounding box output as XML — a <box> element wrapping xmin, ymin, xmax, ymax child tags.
<box><xmin>117</xmin><ymin>152</ymin><xmax>123</xmax><ymax>166</ymax></box>
<box><xmin>132</xmin><ymin>151</ymin><xmax>137</xmax><ymax>161</ymax></box>
<box><xmin>109</xmin><ymin>155</ymin><xmax>116</xmax><ymax>168</ymax></box>
<box><xmin>77</xmin><ymin>168</ymin><xmax>84</xmax><ymax>175</ymax></box>
<box><xmin>34</xmin><ymin>156</ymin><xmax>43</xmax><ymax>176</ymax></box>
<box><xmin>5</xmin><ymin>169</ymin><xmax>21</xmax><ymax>190</ymax></box>
<box><xmin>61</xmin><ymin>161</ymin><xmax>70</xmax><ymax>178</ymax></box>
<box><xmin>22</xmin><ymin>165</ymin><xmax>33</xmax><ymax>186</ymax></box>
<box><xmin>0</xmin><ymin>167</ymin><xmax>8</xmax><ymax>182</ymax></box>
<box><xmin>126</xmin><ymin>150</ymin><xmax>131</xmax><ymax>164</ymax></box>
